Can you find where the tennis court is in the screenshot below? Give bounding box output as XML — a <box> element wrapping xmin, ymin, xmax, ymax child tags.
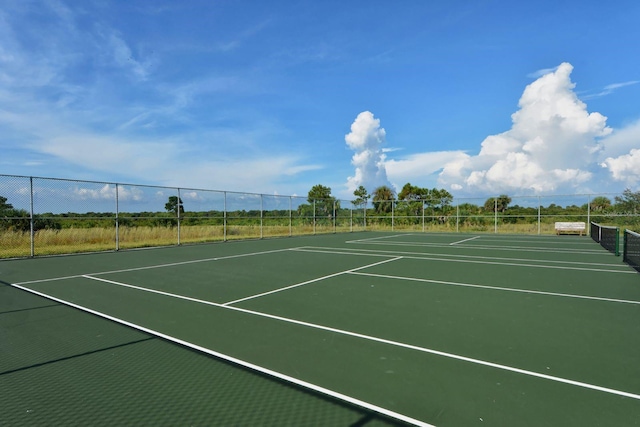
<box><xmin>2</xmin><ymin>231</ymin><xmax>640</xmax><ymax>426</ymax></box>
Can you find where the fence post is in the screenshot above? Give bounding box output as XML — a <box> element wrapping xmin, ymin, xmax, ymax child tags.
<box><xmin>333</xmin><ymin>200</ymin><xmax>336</xmax><ymax>233</ymax></box>
<box><xmin>223</xmin><ymin>191</ymin><xmax>227</xmax><ymax>242</ymax></box>
<box><xmin>364</xmin><ymin>202</ymin><xmax>367</xmax><ymax>230</ymax></box>
<box><xmin>494</xmin><ymin>197</ymin><xmax>498</xmax><ymax>233</ymax></box>
<box><xmin>537</xmin><ymin>196</ymin><xmax>541</xmax><ymax>235</ymax></box>
<box><xmin>392</xmin><ymin>199</ymin><xmax>395</xmax><ymax>231</ymax></box>
<box><xmin>587</xmin><ymin>194</ymin><xmax>591</xmax><ymax>234</ymax></box>
<box><xmin>289</xmin><ymin>196</ymin><xmax>292</xmax><ymax>237</ymax></box>
<box><xmin>29</xmin><ymin>177</ymin><xmax>34</xmax><ymax>257</ymax></box>
<box><xmin>177</xmin><ymin>188</ymin><xmax>181</xmax><ymax>245</ymax></box>
<box><xmin>115</xmin><ymin>183</ymin><xmax>120</xmax><ymax>250</ymax></box>
<box><xmin>313</xmin><ymin>199</ymin><xmax>316</xmax><ymax>235</ymax></box>
<box><xmin>260</xmin><ymin>194</ymin><xmax>264</xmax><ymax>239</ymax></box>
<box><xmin>350</xmin><ymin>203</ymin><xmax>353</xmax><ymax>232</ymax></box>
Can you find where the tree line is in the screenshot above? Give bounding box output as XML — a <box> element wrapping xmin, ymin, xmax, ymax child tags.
<box><xmin>2</xmin><ymin>187</ymin><xmax>639</xmax><ymax>232</ymax></box>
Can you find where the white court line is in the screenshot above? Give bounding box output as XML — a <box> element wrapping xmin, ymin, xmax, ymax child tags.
<box><xmin>13</xmin><ymin>247</ymin><xmax>301</xmax><ymax>286</ymax></box>
<box><xmin>222</xmin><ymin>256</ymin><xmax>403</xmax><ymax>306</ymax></box>
<box><xmin>292</xmin><ymin>247</ymin><xmax>634</xmax><ymax>274</ymax></box>
<box><xmin>348</xmin><ymin>240</ymin><xmax>607</xmax><ymax>256</ymax></box>
<box><xmin>9</xmin><ymin>281</ymin><xmax>432</xmax><ymax>427</ymax></box>
<box><xmin>12</xmin><ymin>277</ymin><xmax>640</xmax><ymax>403</ymax></box>
<box><xmin>349</xmin><ymin>271</ymin><xmax>640</xmax><ymax>305</ymax></box>
<box><xmin>449</xmin><ymin>236</ymin><xmax>481</xmax><ymax>245</ymax></box>
<box><xmin>346</xmin><ymin>233</ymin><xmax>413</xmax><ymax>244</ymax></box>
<box><xmin>297</xmin><ymin>245</ymin><xmax>628</xmax><ymax>269</ymax></box>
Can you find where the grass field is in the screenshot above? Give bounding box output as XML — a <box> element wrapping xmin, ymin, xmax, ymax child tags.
<box><xmin>0</xmin><ymin>220</ymin><xmax>609</xmax><ymax>259</ymax></box>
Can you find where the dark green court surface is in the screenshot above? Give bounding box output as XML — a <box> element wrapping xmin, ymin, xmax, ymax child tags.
<box><xmin>2</xmin><ymin>232</ymin><xmax>639</xmax><ymax>426</ymax></box>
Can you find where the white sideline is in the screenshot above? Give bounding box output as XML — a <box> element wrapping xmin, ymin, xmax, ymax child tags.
<box><xmin>14</xmin><ymin>276</ymin><xmax>640</xmax><ymax>403</ymax></box>
<box><xmin>9</xmin><ymin>281</ymin><xmax>433</xmax><ymax>427</ymax></box>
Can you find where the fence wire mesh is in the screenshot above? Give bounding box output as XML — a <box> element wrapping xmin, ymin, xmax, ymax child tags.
<box><xmin>1</xmin><ymin>174</ymin><xmax>639</xmax><ymax>259</ymax></box>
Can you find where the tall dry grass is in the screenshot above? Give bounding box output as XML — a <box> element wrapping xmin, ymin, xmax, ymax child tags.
<box><xmin>0</xmin><ymin>221</ymin><xmax>616</xmax><ymax>259</ymax></box>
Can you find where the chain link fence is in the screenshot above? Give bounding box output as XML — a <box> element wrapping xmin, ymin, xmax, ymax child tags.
<box><xmin>1</xmin><ymin>174</ymin><xmax>638</xmax><ymax>259</ymax></box>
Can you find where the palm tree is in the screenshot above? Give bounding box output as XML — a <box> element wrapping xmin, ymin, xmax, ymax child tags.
<box><xmin>590</xmin><ymin>196</ymin><xmax>611</xmax><ymax>212</ymax></box>
<box><xmin>372</xmin><ymin>185</ymin><xmax>395</xmax><ymax>214</ymax></box>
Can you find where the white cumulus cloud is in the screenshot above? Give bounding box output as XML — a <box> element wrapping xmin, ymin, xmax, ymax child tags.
<box><xmin>345</xmin><ymin>111</ymin><xmax>393</xmax><ymax>193</ymax></box>
<box><xmin>438</xmin><ymin>62</ymin><xmax>613</xmax><ymax>194</ymax></box>
<box><xmin>601</xmin><ymin>149</ymin><xmax>640</xmax><ymax>185</ymax></box>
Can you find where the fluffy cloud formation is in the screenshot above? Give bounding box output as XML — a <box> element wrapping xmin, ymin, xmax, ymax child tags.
<box><xmin>385</xmin><ymin>151</ymin><xmax>468</xmax><ymax>190</ymax></box>
<box><xmin>438</xmin><ymin>63</ymin><xmax>614</xmax><ymax>194</ymax></box>
<box><xmin>602</xmin><ymin>149</ymin><xmax>640</xmax><ymax>185</ymax></box>
<box><xmin>599</xmin><ymin>119</ymin><xmax>640</xmax><ymax>186</ymax></box>
<box><xmin>345</xmin><ymin>111</ymin><xmax>393</xmax><ymax>192</ymax></box>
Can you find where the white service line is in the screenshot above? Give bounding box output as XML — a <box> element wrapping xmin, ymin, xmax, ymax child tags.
<box><xmin>222</xmin><ymin>256</ymin><xmax>403</xmax><ymax>306</ymax></box>
<box><xmin>22</xmin><ymin>275</ymin><xmax>640</xmax><ymax>403</ymax></box>
<box><xmin>346</xmin><ymin>234</ymin><xmax>415</xmax><ymax>244</ymax></box>
<box><xmin>349</xmin><ymin>271</ymin><xmax>640</xmax><ymax>305</ymax></box>
<box><xmin>449</xmin><ymin>236</ymin><xmax>481</xmax><ymax>245</ymax></box>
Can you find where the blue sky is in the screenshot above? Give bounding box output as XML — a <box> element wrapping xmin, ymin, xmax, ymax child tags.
<box><xmin>1</xmin><ymin>0</ymin><xmax>639</xmax><ymax>200</ymax></box>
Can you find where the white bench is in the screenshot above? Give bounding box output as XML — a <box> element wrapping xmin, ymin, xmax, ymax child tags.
<box><xmin>555</xmin><ymin>222</ymin><xmax>586</xmax><ymax>235</ymax></box>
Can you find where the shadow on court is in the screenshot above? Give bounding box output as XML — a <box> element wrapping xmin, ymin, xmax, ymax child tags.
<box><xmin>1</xmin><ymin>283</ymin><xmax>407</xmax><ymax>426</ymax></box>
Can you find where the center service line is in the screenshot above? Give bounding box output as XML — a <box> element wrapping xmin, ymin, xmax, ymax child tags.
<box><xmin>222</xmin><ymin>256</ymin><xmax>403</xmax><ymax>306</ymax></box>
<box><xmin>449</xmin><ymin>236</ymin><xmax>481</xmax><ymax>245</ymax></box>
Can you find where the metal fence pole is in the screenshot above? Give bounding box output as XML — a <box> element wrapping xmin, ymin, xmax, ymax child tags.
<box><xmin>350</xmin><ymin>203</ymin><xmax>353</xmax><ymax>232</ymax></box>
<box><xmin>289</xmin><ymin>196</ymin><xmax>292</xmax><ymax>237</ymax></box>
<box><xmin>587</xmin><ymin>194</ymin><xmax>591</xmax><ymax>234</ymax></box>
<box><xmin>260</xmin><ymin>194</ymin><xmax>263</xmax><ymax>239</ymax></box>
<box><xmin>333</xmin><ymin>200</ymin><xmax>336</xmax><ymax>233</ymax></box>
<box><xmin>223</xmin><ymin>191</ymin><xmax>227</xmax><ymax>242</ymax></box>
<box><xmin>313</xmin><ymin>199</ymin><xmax>316</xmax><ymax>235</ymax></box>
<box><xmin>364</xmin><ymin>202</ymin><xmax>367</xmax><ymax>230</ymax></box>
<box><xmin>537</xmin><ymin>196</ymin><xmax>541</xmax><ymax>235</ymax></box>
<box><xmin>115</xmin><ymin>183</ymin><xmax>120</xmax><ymax>250</ymax></box>
<box><xmin>177</xmin><ymin>188</ymin><xmax>181</xmax><ymax>245</ymax></box>
<box><xmin>29</xmin><ymin>177</ymin><xmax>34</xmax><ymax>257</ymax></box>
<box><xmin>494</xmin><ymin>197</ymin><xmax>498</xmax><ymax>233</ymax></box>
<box><xmin>392</xmin><ymin>199</ymin><xmax>395</xmax><ymax>231</ymax></box>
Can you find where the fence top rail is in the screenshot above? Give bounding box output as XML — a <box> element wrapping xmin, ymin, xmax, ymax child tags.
<box><xmin>0</xmin><ymin>173</ymin><xmax>633</xmax><ymax>205</ymax></box>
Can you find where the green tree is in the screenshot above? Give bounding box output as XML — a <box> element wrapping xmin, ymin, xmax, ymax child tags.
<box><xmin>397</xmin><ymin>183</ymin><xmax>428</xmax><ymax>217</ymax></box>
<box><xmin>484</xmin><ymin>195</ymin><xmax>511</xmax><ymax>212</ymax></box>
<box><xmin>165</xmin><ymin>196</ymin><xmax>184</xmax><ymax>215</ymax></box>
<box><xmin>307</xmin><ymin>184</ymin><xmax>332</xmax><ymax>202</ymax></box>
<box><xmin>614</xmin><ymin>188</ymin><xmax>640</xmax><ymax>214</ymax></box>
<box><xmin>590</xmin><ymin>196</ymin><xmax>612</xmax><ymax>212</ymax></box>
<box><xmin>352</xmin><ymin>185</ymin><xmax>369</xmax><ymax>207</ymax></box>
<box><xmin>398</xmin><ymin>183</ymin><xmax>428</xmax><ymax>201</ymax></box>
<box><xmin>372</xmin><ymin>185</ymin><xmax>395</xmax><ymax>214</ymax></box>
<box><xmin>0</xmin><ymin>196</ymin><xmax>13</xmax><ymax>211</ymax></box>
<box><xmin>307</xmin><ymin>184</ymin><xmax>337</xmax><ymax>217</ymax></box>
<box><xmin>431</xmin><ymin>188</ymin><xmax>454</xmax><ymax>209</ymax></box>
